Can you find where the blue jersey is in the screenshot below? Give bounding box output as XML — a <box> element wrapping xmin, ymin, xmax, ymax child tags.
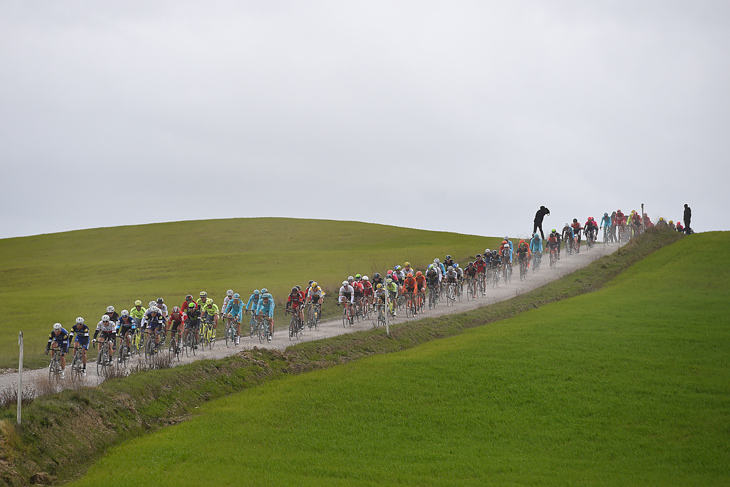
<box><xmin>530</xmin><ymin>236</ymin><xmax>543</xmax><ymax>253</ymax></box>
<box><xmin>246</xmin><ymin>294</ymin><xmax>260</xmax><ymax>312</ymax></box>
<box><xmin>224</xmin><ymin>299</ymin><xmax>245</xmax><ymax>320</ymax></box>
<box><xmin>601</xmin><ymin>215</ymin><xmax>611</xmax><ymax>228</ymax></box>
<box><xmin>256</xmin><ymin>298</ymin><xmax>275</xmax><ymax>318</ymax></box>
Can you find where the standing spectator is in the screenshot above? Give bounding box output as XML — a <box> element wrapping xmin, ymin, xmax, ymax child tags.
<box><xmin>683</xmin><ymin>204</ymin><xmax>692</xmax><ymax>234</ymax></box>
<box><xmin>533</xmin><ymin>206</ymin><xmax>550</xmax><ymax>240</ymax></box>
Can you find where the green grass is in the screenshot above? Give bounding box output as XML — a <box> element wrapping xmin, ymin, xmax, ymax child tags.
<box><xmin>0</xmin><ymin>218</ymin><xmax>495</xmax><ymax>368</ymax></box>
<box><xmin>68</xmin><ymin>232</ymin><xmax>730</xmax><ymax>486</ymax></box>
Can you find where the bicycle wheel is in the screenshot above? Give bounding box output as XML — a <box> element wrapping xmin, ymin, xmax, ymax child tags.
<box><xmin>314</xmin><ymin>306</ymin><xmax>320</xmax><ymax>330</ymax></box>
<box><xmin>258</xmin><ymin>319</ymin><xmax>265</xmax><ymax>344</ymax></box>
<box><xmin>118</xmin><ymin>343</ymin><xmax>128</xmax><ymax>367</ymax></box>
<box><xmin>225</xmin><ymin>322</ymin><xmax>232</xmax><ymax>348</ymax></box>
<box><xmin>96</xmin><ymin>348</ymin><xmax>104</xmax><ymax>377</ymax></box>
<box><xmin>289</xmin><ymin>316</ymin><xmax>296</xmax><ymax>341</ymax></box>
<box><xmin>342</xmin><ymin>309</ymin><xmax>348</xmax><ymax>328</ymax></box>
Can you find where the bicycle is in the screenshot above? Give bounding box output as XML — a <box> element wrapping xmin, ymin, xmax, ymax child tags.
<box><xmin>341</xmin><ymin>302</ymin><xmax>354</xmax><ymax>327</ymax></box>
<box><xmin>374</xmin><ymin>302</ymin><xmax>387</xmax><ymax>328</ymax></box>
<box><xmin>603</xmin><ymin>226</ymin><xmax>610</xmax><ymax>246</ymax></box>
<box><xmin>256</xmin><ymin>314</ymin><xmax>273</xmax><ymax>343</ymax></box>
<box><xmin>427</xmin><ymin>284</ymin><xmax>439</xmax><ymax>309</ymax></box>
<box><xmin>199</xmin><ymin>318</ymin><xmax>214</xmax><ymax>350</ymax></box>
<box><xmin>518</xmin><ymin>256</ymin><xmax>528</xmax><ymax>281</ymax></box>
<box><xmin>416</xmin><ymin>289</ymin><xmax>426</xmax><ymax>313</ymax></box>
<box><xmin>466</xmin><ymin>277</ymin><xmax>476</xmax><ymax>300</ymax></box>
<box><xmin>168</xmin><ymin>329</ymin><xmax>183</xmax><ymax>361</ymax></box>
<box><xmin>306</xmin><ymin>303</ymin><xmax>321</xmax><ymax>331</ymax></box>
<box><xmin>404</xmin><ymin>292</ymin><xmax>417</xmax><ymax>317</ymax></box>
<box><xmin>445</xmin><ymin>282</ymin><xmax>457</xmax><ymax>307</ymax></box>
<box><xmin>549</xmin><ymin>245</ymin><xmax>558</xmax><ymax>268</ymax></box>
<box><xmin>95</xmin><ymin>340</ymin><xmax>114</xmax><ymax>378</ymax></box>
<box><xmin>532</xmin><ymin>252</ymin><xmax>541</xmax><ymax>273</ymax></box>
<box><xmin>477</xmin><ymin>272</ymin><xmax>486</xmax><ymax>295</ymax></box>
<box><xmin>48</xmin><ymin>348</ymin><xmax>63</xmax><ymax>382</ymax></box>
<box><xmin>69</xmin><ymin>346</ymin><xmax>85</xmax><ymax>380</ymax></box>
<box><xmin>144</xmin><ymin>329</ymin><xmax>164</xmax><ymax>362</ymax></box>
<box><xmin>183</xmin><ymin>325</ymin><xmax>198</xmax><ymax>357</ymax></box>
<box><xmin>492</xmin><ymin>264</ymin><xmax>500</xmax><ymax>288</ymax></box>
<box><xmin>224</xmin><ymin>316</ymin><xmax>239</xmax><ymax>347</ymax></box>
<box><xmin>287</xmin><ymin>309</ymin><xmax>304</xmax><ymax>341</ymax></box>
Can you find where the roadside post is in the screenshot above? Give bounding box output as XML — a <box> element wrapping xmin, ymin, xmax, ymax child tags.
<box><xmin>641</xmin><ymin>203</ymin><xmax>645</xmax><ymax>232</ymax></box>
<box><xmin>384</xmin><ymin>286</ymin><xmax>391</xmax><ymax>337</ymax></box>
<box><xmin>18</xmin><ymin>331</ymin><xmax>23</xmax><ymax>425</ymax></box>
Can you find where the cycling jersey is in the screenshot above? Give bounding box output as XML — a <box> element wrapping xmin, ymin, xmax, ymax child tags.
<box><xmin>167</xmin><ymin>311</ymin><xmax>187</xmax><ymax>325</ymax></box>
<box><xmin>105</xmin><ymin>311</ymin><xmax>120</xmax><ymax>326</ymax></box>
<box><xmin>474</xmin><ymin>259</ymin><xmax>486</xmax><ymax>273</ymax></box>
<box><xmin>256</xmin><ymin>298</ymin><xmax>275</xmax><ymax>318</ymax></box>
<box><xmin>352</xmin><ymin>281</ymin><xmax>364</xmax><ymax>296</ymax></box>
<box><xmin>224</xmin><ymin>298</ymin><xmax>245</xmax><ymax>320</ymax></box>
<box><xmin>202</xmin><ymin>303</ymin><xmax>219</xmax><ymax>318</ymax></box>
<box><xmin>530</xmin><ymin>236</ymin><xmax>543</xmax><ymax>254</ymax></box>
<box><xmin>516</xmin><ymin>243</ymin><xmax>530</xmax><ymax>260</ymax></box>
<box><xmin>339</xmin><ymin>285</ymin><xmax>354</xmax><ymax>304</ymax></box>
<box><xmin>403</xmin><ymin>276</ymin><xmax>417</xmax><ymax>292</ymax></box>
<box><xmin>415</xmin><ymin>274</ymin><xmax>426</xmax><ymax>290</ymax></box>
<box><xmin>246</xmin><ymin>294</ymin><xmax>261</xmax><ymax>312</ymax></box>
<box><xmin>286</xmin><ymin>293</ymin><xmax>304</xmax><ymax>310</ymax></box>
<box><xmin>445</xmin><ymin>270</ymin><xmax>458</xmax><ymax>282</ymax></box>
<box><xmin>600</xmin><ymin>215</ymin><xmax>611</xmax><ymax>228</ymax></box>
<box><xmin>47</xmin><ymin>328</ymin><xmax>70</xmax><ymax>353</ymax></box>
<box><xmin>465</xmin><ymin>266</ymin><xmax>477</xmax><ymax>278</ymax></box>
<box><xmin>362</xmin><ymin>281</ymin><xmax>373</xmax><ymax>295</ymax></box>
<box><xmin>425</xmin><ymin>269</ymin><xmax>439</xmax><ymax>286</ymax></box>
<box><xmin>141</xmin><ymin>311</ymin><xmax>165</xmax><ymax>331</ymax></box>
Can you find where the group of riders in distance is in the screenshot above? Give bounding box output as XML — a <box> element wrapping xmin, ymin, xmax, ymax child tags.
<box><xmin>44</xmin><ymin>207</ymin><xmax>659</xmax><ymax>379</ymax></box>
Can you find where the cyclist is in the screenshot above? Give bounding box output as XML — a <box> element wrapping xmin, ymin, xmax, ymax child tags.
<box><xmin>445</xmin><ymin>266</ymin><xmax>458</xmax><ymax>286</ymax></box>
<box><xmin>454</xmin><ymin>263</ymin><xmax>463</xmax><ymax>283</ymax></box>
<box><xmin>285</xmin><ymin>287</ymin><xmax>305</xmax><ymax>334</ymax></box>
<box><xmin>46</xmin><ymin>323</ymin><xmax>70</xmax><ymax>377</ymax></box>
<box><xmin>224</xmin><ymin>293</ymin><xmax>245</xmax><ymax>345</ymax></box>
<box><xmin>615</xmin><ymin>209</ymin><xmax>626</xmax><ymax>241</ymax></box>
<box><xmin>221</xmin><ymin>289</ymin><xmax>235</xmax><ymax>319</ymax></box>
<box><xmin>393</xmin><ymin>266</ymin><xmax>405</xmax><ymax>285</ymax></box>
<box><xmin>403</xmin><ymin>262</ymin><xmax>415</xmax><ymax>277</ymax></box>
<box><xmin>570</xmin><ymin>219</ymin><xmax>583</xmax><ymax>253</ymax></box>
<box><xmin>141</xmin><ymin>306</ymin><xmax>165</xmax><ymax>351</ymax></box>
<box><xmin>433</xmin><ymin>258</ymin><xmax>446</xmax><ymax>280</ymax></box>
<box><xmin>374</xmin><ymin>283</ymin><xmax>387</xmax><ymax>313</ymax></box>
<box><xmin>371</xmin><ymin>272</ymin><xmax>384</xmax><ymax>291</ymax></box>
<box><xmin>93</xmin><ymin>315</ymin><xmax>116</xmax><ymax>360</ymax></box>
<box><xmin>443</xmin><ymin>255</ymin><xmax>455</xmax><ymax>269</ymax></box>
<box><xmin>69</xmin><ymin>317</ymin><xmax>90</xmax><ymax>375</ymax></box>
<box><xmin>516</xmin><ymin>239</ymin><xmax>531</xmax><ymax>271</ymax></box>
<box><xmin>362</xmin><ymin>276</ymin><xmax>374</xmax><ymax>308</ymax></box>
<box><xmin>415</xmin><ymin>271</ymin><xmax>427</xmax><ymax>306</ymax></box>
<box><xmin>181</xmin><ymin>294</ymin><xmax>196</xmax><ymax>313</ymax></box>
<box><xmin>184</xmin><ymin>300</ymin><xmax>201</xmax><ymax>347</ymax></box>
<box><xmin>117</xmin><ymin>310</ymin><xmax>136</xmax><ymax>356</ymax></box>
<box><xmin>490</xmin><ymin>249</ymin><xmax>502</xmax><ymax>276</ymax></box>
<box><xmin>600</xmin><ymin>213</ymin><xmax>612</xmax><ymax>243</ymax></box>
<box><xmin>562</xmin><ymin>223</ymin><xmax>574</xmax><ymax>254</ymax></box>
<box><xmin>547</xmin><ymin>231</ymin><xmax>560</xmax><ymax>261</ymax></box>
<box><xmin>500</xmin><ymin>242</ymin><xmax>511</xmax><ymax>277</ymax></box>
<box><xmin>474</xmin><ymin>254</ymin><xmax>487</xmax><ymax>295</ymax></box>
<box><xmin>352</xmin><ymin>277</ymin><xmax>365</xmax><ymax>313</ymax></box>
<box><xmin>386</xmin><ymin>278</ymin><xmax>399</xmax><ymax>316</ymax></box>
<box><xmin>105</xmin><ymin>305</ymin><xmax>120</xmax><ymax>326</ymax></box>
<box><xmin>425</xmin><ymin>264</ymin><xmax>439</xmax><ymax>290</ymax></box>
<box><xmin>246</xmin><ymin>289</ymin><xmax>261</xmax><ymax>314</ymax></box>
<box><xmin>464</xmin><ymin>262</ymin><xmax>478</xmax><ymax>297</ymax></box>
<box><xmin>338</xmin><ymin>280</ymin><xmax>355</xmax><ymax>321</ymax></box>
<box><xmin>256</xmin><ymin>293</ymin><xmax>276</xmax><ymax>342</ymax></box>
<box><xmin>196</xmin><ymin>291</ymin><xmax>208</xmax><ymax>313</ymax></box>
<box><xmin>166</xmin><ymin>306</ymin><xmax>187</xmax><ymax>348</ymax></box>
<box><xmin>530</xmin><ymin>233</ymin><xmax>544</xmax><ymax>264</ymax></box>
<box><xmin>130</xmin><ymin>300</ymin><xmax>146</xmax><ymax>329</ymax></box>
<box><xmin>403</xmin><ymin>272</ymin><xmax>418</xmax><ymax>314</ymax></box>
<box><xmin>584</xmin><ymin>217</ymin><xmax>598</xmax><ymax>245</ymax></box>
<box><xmin>503</xmin><ymin>236</ymin><xmax>514</xmax><ymax>263</ymax></box>
<box><xmin>153</xmin><ymin>298</ymin><xmax>167</xmax><ymax>318</ymax></box>
<box><xmin>676</xmin><ymin>221</ymin><xmax>685</xmax><ymax>233</ymax></box>
<box><xmin>202</xmin><ymin>298</ymin><xmax>220</xmax><ymax>338</ymax></box>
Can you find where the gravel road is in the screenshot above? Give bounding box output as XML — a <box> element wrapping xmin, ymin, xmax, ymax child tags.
<box><xmin>1</xmin><ymin>242</ymin><xmax>619</xmax><ymax>394</ymax></box>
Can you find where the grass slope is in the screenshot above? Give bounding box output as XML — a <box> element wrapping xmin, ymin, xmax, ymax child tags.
<box><xmin>68</xmin><ymin>232</ymin><xmax>730</xmax><ymax>486</ymax></box>
<box><xmin>0</xmin><ymin>218</ymin><xmax>493</xmax><ymax>368</ymax></box>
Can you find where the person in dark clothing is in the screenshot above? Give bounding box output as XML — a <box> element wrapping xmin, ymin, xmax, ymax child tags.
<box><xmin>533</xmin><ymin>206</ymin><xmax>550</xmax><ymax>240</ymax></box>
<box><xmin>683</xmin><ymin>204</ymin><xmax>692</xmax><ymax>234</ymax></box>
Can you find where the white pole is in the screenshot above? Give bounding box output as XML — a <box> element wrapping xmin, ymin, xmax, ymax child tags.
<box><xmin>17</xmin><ymin>331</ymin><xmax>23</xmax><ymax>425</ymax></box>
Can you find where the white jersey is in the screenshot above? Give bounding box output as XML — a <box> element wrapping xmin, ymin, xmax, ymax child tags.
<box><xmin>338</xmin><ymin>285</ymin><xmax>354</xmax><ymax>304</ymax></box>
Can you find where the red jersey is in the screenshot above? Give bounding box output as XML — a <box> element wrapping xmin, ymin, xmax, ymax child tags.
<box><xmin>362</xmin><ymin>281</ymin><xmax>373</xmax><ymax>295</ymax></box>
<box><xmin>475</xmin><ymin>260</ymin><xmax>486</xmax><ymax>273</ymax></box>
<box><xmin>287</xmin><ymin>292</ymin><xmax>304</xmax><ymax>308</ymax></box>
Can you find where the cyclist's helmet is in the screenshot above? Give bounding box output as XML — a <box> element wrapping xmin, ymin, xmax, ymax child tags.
<box><xmin>573</xmin><ymin>218</ymin><xmax>578</xmax><ymax>222</ymax></box>
<box><xmin>519</xmin><ymin>239</ymin><xmax>525</xmax><ymax>244</ymax></box>
<box><xmin>121</xmin><ymin>309</ymin><xmax>129</xmax><ymax>317</ymax></box>
<box><xmin>669</xmin><ymin>220</ymin><xmax>673</xmax><ymax>224</ymax></box>
<box><xmin>206</xmin><ymin>298</ymin><xmax>213</xmax><ymax>306</ymax></box>
<box><xmin>291</xmin><ymin>287</ymin><xmax>298</xmax><ymax>294</ymax></box>
<box><xmin>156</xmin><ymin>298</ymin><xmax>164</xmax><ymax>304</ymax></box>
<box><xmin>387</xmin><ymin>270</ymin><xmax>393</xmax><ymax>276</ymax></box>
<box><xmin>53</xmin><ymin>323</ymin><xmax>62</xmax><ymax>330</ymax></box>
<box><xmin>551</xmin><ymin>229</ymin><xmax>556</xmax><ymax>233</ymax></box>
<box><xmin>200</xmin><ymin>291</ymin><xmax>207</xmax><ymax>298</ymax></box>
<box><xmin>386</xmin><ymin>278</ymin><xmax>393</xmax><ymax>284</ymax></box>
<box><xmin>427</xmin><ymin>264</ymin><xmax>433</xmax><ymax>270</ymax></box>
<box><xmin>263</xmin><ymin>293</ymin><xmax>272</xmax><ymax>299</ymax></box>
<box><xmin>362</xmin><ymin>276</ymin><xmax>369</xmax><ymax>281</ymax></box>
<box><xmin>311</xmin><ymin>282</ymin><xmax>318</xmax><ymax>288</ymax></box>
<box><xmin>446</xmin><ymin>255</ymin><xmax>451</xmax><ymax>260</ymax></box>
<box><xmin>102</xmin><ymin>315</ymin><xmax>110</xmax><ymax>322</ymax></box>
<box><xmin>502</xmin><ymin>240</ymin><xmax>507</xmax><ymax>245</ymax></box>
<box><xmin>254</xmin><ymin>289</ymin><xmax>260</xmax><ymax>295</ymax></box>
<box><xmin>135</xmin><ymin>300</ymin><xmax>142</xmax><ymax>306</ymax></box>
<box><xmin>394</xmin><ymin>265</ymin><xmax>401</xmax><ymax>271</ymax></box>
<box><xmin>149</xmin><ymin>301</ymin><xmax>156</xmax><ymax>308</ymax></box>
<box><xmin>416</xmin><ymin>271</ymin><xmax>422</xmax><ymax>277</ymax></box>
<box><xmin>185</xmin><ymin>295</ymin><xmax>192</xmax><ymax>302</ymax></box>
<box><xmin>404</xmin><ymin>262</ymin><xmax>411</xmax><ymax>267</ymax></box>
<box><xmin>172</xmin><ymin>306</ymin><xmax>180</xmax><ymax>313</ymax></box>
<box><xmin>468</xmin><ymin>262</ymin><xmax>474</xmax><ymax>266</ymax></box>
<box><xmin>227</xmin><ymin>289</ymin><xmax>234</xmax><ymax>297</ymax></box>
<box><xmin>355</xmin><ymin>273</ymin><xmax>361</xmax><ymax>279</ymax></box>
<box><xmin>347</xmin><ymin>276</ymin><xmax>354</xmax><ymax>282</ymax></box>
<box><xmin>261</xmin><ymin>288</ymin><xmax>268</xmax><ymax>294</ymax></box>
<box><xmin>295</xmin><ymin>285</ymin><xmax>301</xmax><ymax>291</ymax></box>
<box><xmin>454</xmin><ymin>263</ymin><xmax>459</xmax><ymax>268</ymax></box>
<box><xmin>434</xmin><ymin>258</ymin><xmax>440</xmax><ymax>264</ymax></box>
<box><xmin>106</xmin><ymin>305</ymin><xmax>115</xmax><ymax>313</ymax></box>
<box><xmin>504</xmin><ymin>235</ymin><xmax>509</xmax><ymax>241</ymax></box>
<box><xmin>376</xmin><ymin>283</ymin><xmax>383</xmax><ymax>289</ymax></box>
<box><xmin>149</xmin><ymin>307</ymin><xmax>158</xmax><ymax>314</ymax></box>
<box><xmin>485</xmin><ymin>249</ymin><xmax>490</xmax><ymax>254</ymax></box>
<box><xmin>476</xmin><ymin>254</ymin><xmax>482</xmax><ymax>258</ymax></box>
<box><xmin>407</xmin><ymin>272</ymin><xmax>413</xmax><ymax>277</ymax></box>
<box><xmin>342</xmin><ymin>281</ymin><xmax>348</xmax><ymax>286</ymax></box>
<box><xmin>373</xmin><ymin>273</ymin><xmax>380</xmax><ymax>279</ymax></box>
<box><xmin>492</xmin><ymin>250</ymin><xmax>498</xmax><ymax>256</ymax></box>
<box><xmin>76</xmin><ymin>317</ymin><xmax>84</xmax><ymax>324</ymax></box>
<box><xmin>233</xmin><ymin>293</ymin><xmax>240</xmax><ymax>299</ymax></box>
<box><xmin>308</xmin><ymin>280</ymin><xmax>314</xmax><ymax>285</ymax></box>
<box><xmin>604</xmin><ymin>212</ymin><xmax>609</xmax><ymax>217</ymax></box>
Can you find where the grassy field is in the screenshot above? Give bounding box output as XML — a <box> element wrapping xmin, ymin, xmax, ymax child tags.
<box><xmin>68</xmin><ymin>233</ymin><xmax>730</xmax><ymax>486</ymax></box>
<box><xmin>0</xmin><ymin>218</ymin><xmax>495</xmax><ymax>369</ymax></box>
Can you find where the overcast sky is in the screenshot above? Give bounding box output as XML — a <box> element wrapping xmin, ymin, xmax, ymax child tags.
<box><xmin>1</xmin><ymin>1</ymin><xmax>728</xmax><ymax>240</ymax></box>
